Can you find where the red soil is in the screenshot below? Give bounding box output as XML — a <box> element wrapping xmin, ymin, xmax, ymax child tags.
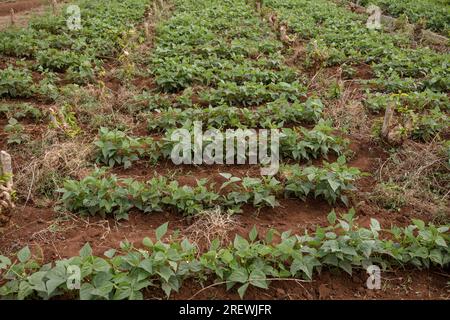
<box><xmin>0</xmin><ymin>0</ymin><xmax>46</xmax><ymax>16</ymax></box>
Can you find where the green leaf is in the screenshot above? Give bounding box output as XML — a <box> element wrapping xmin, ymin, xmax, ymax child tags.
<box><xmin>0</xmin><ymin>255</ymin><xmax>11</xmax><ymax>269</ymax></box>
<box><xmin>219</xmin><ymin>173</ymin><xmax>232</xmax><ymax>180</ymax></box>
<box><xmin>435</xmin><ymin>236</ymin><xmax>447</xmax><ymax>247</ymax></box>
<box><xmin>92</xmin><ymin>257</ymin><xmax>111</xmax><ymax>272</ymax></box>
<box><xmin>233</xmin><ymin>235</ymin><xmax>249</xmax><ymax>251</ymax></box>
<box><xmin>181</xmin><ymin>238</ymin><xmax>194</xmax><ymax>252</ymax></box>
<box><xmin>104</xmin><ymin>249</ymin><xmax>116</xmax><ymax>259</ymax></box>
<box><xmin>339</xmin><ymin>260</ymin><xmax>352</xmax><ymax>275</ymax></box>
<box><xmin>79</xmin><ymin>243</ymin><xmax>93</xmax><ymax>258</ymax></box>
<box><xmin>221</xmin><ymin>249</ymin><xmax>234</xmax><ymax>264</ymax></box>
<box><xmin>249</xmin><ymin>226</ymin><xmax>258</xmax><ymax>242</ymax></box>
<box><xmin>337</xmin><ymin>155</ymin><xmax>346</xmax><ymax>165</ymax></box>
<box><xmin>161</xmin><ymin>282</ymin><xmax>172</xmax><ymax>298</ymax></box>
<box><xmin>328</xmin><ymin>179</ymin><xmax>340</xmax><ymax>192</ymax></box>
<box><xmin>339</xmin><ymin>220</ymin><xmax>350</xmax><ymax>232</ymax></box>
<box><xmin>46</xmin><ymin>277</ymin><xmax>66</xmax><ymax>296</ymax></box>
<box><xmin>265</xmin><ymin>229</ymin><xmax>275</xmax><ymax>244</ymax></box>
<box><xmin>156</xmin><ymin>222</ymin><xmax>169</xmax><ymax>241</ymax></box>
<box><xmin>249</xmin><ymin>270</ymin><xmax>268</xmax><ymax>289</ymax></box>
<box><xmin>429</xmin><ymin>249</ymin><xmax>443</xmax><ymax>266</ymax></box>
<box><xmin>412</xmin><ymin>219</ymin><xmax>425</xmax><ymax>229</ymax></box>
<box><xmin>229</xmin><ymin>268</ymin><xmax>248</xmax><ymax>283</ymax></box>
<box><xmin>327</xmin><ymin>210</ymin><xmax>336</xmax><ymax>224</ymax></box>
<box><xmin>142</xmin><ymin>237</ymin><xmax>154</xmax><ymax>248</ymax></box>
<box><xmin>210</xmin><ymin>238</ymin><xmax>220</xmax><ymax>251</ymax></box>
<box><xmin>17</xmin><ymin>246</ymin><xmax>31</xmax><ymax>263</ymax></box>
<box><xmin>157</xmin><ymin>265</ymin><xmax>174</xmax><ymax>282</ymax></box>
<box><xmin>139</xmin><ymin>259</ymin><xmax>153</xmax><ymax>274</ymax></box>
<box><xmin>437</xmin><ymin>226</ymin><xmax>449</xmax><ymax>233</ymax></box>
<box><xmin>237</xmin><ymin>283</ymin><xmax>249</xmax><ymax>299</ymax></box>
<box><xmin>370</xmin><ymin>219</ymin><xmax>381</xmax><ymax>232</ymax></box>
<box><xmin>112</xmin><ymin>287</ymin><xmax>132</xmax><ymax>300</ymax></box>
<box><xmin>18</xmin><ymin>281</ymin><xmax>33</xmax><ymax>300</ymax></box>
<box><xmin>290</xmin><ymin>258</ymin><xmax>314</xmax><ymax>279</ymax></box>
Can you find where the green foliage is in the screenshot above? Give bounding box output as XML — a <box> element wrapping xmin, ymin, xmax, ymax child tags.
<box><xmin>94</xmin><ymin>120</ymin><xmax>347</xmax><ymax>169</ymax></box>
<box><xmin>49</xmin><ymin>105</ymin><xmax>81</xmax><ymax>138</ymax></box>
<box><xmin>5</xmin><ymin>118</ymin><xmax>29</xmax><ymax>145</ymax></box>
<box><xmin>58</xmin><ymin>158</ymin><xmax>361</xmax><ymax>219</ymax></box>
<box><xmin>94</xmin><ymin>127</ymin><xmax>159</xmax><ymax>169</ymax></box>
<box><xmin>409</xmin><ymin>107</ymin><xmax>449</xmax><ymax>142</ymax></box>
<box><xmin>370</xmin><ymin>182</ymin><xmax>406</xmax><ymax>211</ymax></box>
<box><xmin>280</xmin><ymin>120</ymin><xmax>349</xmax><ymax>161</ymax></box>
<box><xmin>150</xmin><ymin>0</ymin><xmax>306</xmax><ymax>109</ymax></box>
<box><xmin>0</xmin><ymin>0</ymin><xmax>149</xmax><ymax>86</ymax></box>
<box><xmin>0</xmin><ymin>66</ymin><xmax>34</xmax><ymax>98</ymax></box>
<box><xmin>380</xmin><ymin>106</ymin><xmax>450</xmax><ymax>142</ymax></box>
<box><xmin>220</xmin><ymin>173</ymin><xmax>282</xmax><ymax>213</ymax></box>
<box><xmin>0</xmin><ymin>103</ymin><xmax>43</xmax><ymax>120</ymax></box>
<box><xmin>265</xmin><ymin>0</ymin><xmax>449</xmax><ymax>93</ymax></box>
<box><xmin>35</xmin><ymin>71</ymin><xmax>59</xmax><ymax>101</ymax></box>
<box><xmin>1</xmin><ymin>214</ymin><xmax>448</xmax><ymax>299</ymax></box>
<box><xmin>162</xmin><ymin>180</ymin><xmax>221</xmax><ymax>216</ymax></box>
<box><xmin>57</xmin><ymin>170</ymin><xmax>221</xmax><ymax>219</ymax></box>
<box><xmin>443</xmin><ymin>140</ymin><xmax>450</xmax><ymax>166</ymax></box>
<box><xmin>364</xmin><ymin>91</ymin><xmax>450</xmax><ymax>114</ymax></box>
<box><xmin>147</xmin><ymin>98</ymin><xmax>324</xmax><ymax>132</ymax></box>
<box><xmin>354</xmin><ymin>0</ymin><xmax>450</xmax><ymax>34</ymax></box>
<box><xmin>0</xmin><ymin>28</ymin><xmax>40</xmax><ymax>57</ymax></box>
<box><xmin>283</xmin><ymin>156</ymin><xmax>361</xmax><ymax>205</ymax></box>
<box><xmin>200</xmin><ymin>81</ymin><xmax>306</xmax><ymax>107</ymax></box>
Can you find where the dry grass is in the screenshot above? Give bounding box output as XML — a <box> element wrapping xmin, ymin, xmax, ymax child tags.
<box><xmin>185</xmin><ymin>207</ymin><xmax>238</xmax><ymax>250</ymax></box>
<box><xmin>308</xmin><ymin>67</ymin><xmax>371</xmax><ymax>138</ymax></box>
<box><xmin>373</xmin><ymin>139</ymin><xmax>449</xmax><ymax>220</ymax></box>
<box><xmin>15</xmin><ymin>136</ymin><xmax>93</xmax><ymax>202</ymax></box>
<box><xmin>325</xmin><ymin>95</ymin><xmax>371</xmax><ymax>137</ymax></box>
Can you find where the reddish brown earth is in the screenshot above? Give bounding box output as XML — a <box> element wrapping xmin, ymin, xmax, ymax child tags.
<box><xmin>0</xmin><ymin>204</ymin><xmax>449</xmax><ymax>300</ymax></box>
<box><xmin>0</xmin><ymin>2</ymin><xmax>448</xmax><ymax>300</ymax></box>
<box><xmin>0</xmin><ymin>0</ymin><xmax>53</xmax><ymax>30</ymax></box>
<box><xmin>0</xmin><ymin>0</ymin><xmax>46</xmax><ymax>16</ymax></box>
<box><xmin>1</xmin><ymin>95</ymin><xmax>448</xmax><ymax>300</ymax></box>
<box><xmin>0</xmin><ymin>135</ymin><xmax>448</xmax><ymax>299</ymax></box>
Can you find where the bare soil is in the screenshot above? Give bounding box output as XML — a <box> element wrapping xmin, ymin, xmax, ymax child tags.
<box><xmin>0</xmin><ymin>0</ymin><xmax>49</xmax><ymax>29</ymax></box>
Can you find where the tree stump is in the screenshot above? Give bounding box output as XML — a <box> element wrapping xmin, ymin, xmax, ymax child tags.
<box><xmin>52</xmin><ymin>0</ymin><xmax>58</xmax><ymax>15</ymax></box>
<box><xmin>10</xmin><ymin>8</ymin><xmax>15</xmax><ymax>26</ymax></box>
<box><xmin>381</xmin><ymin>103</ymin><xmax>394</xmax><ymax>141</ymax></box>
<box><xmin>0</xmin><ymin>151</ymin><xmax>14</xmax><ymax>229</ymax></box>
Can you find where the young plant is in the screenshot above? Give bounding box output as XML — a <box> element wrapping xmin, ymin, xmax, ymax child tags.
<box><xmin>94</xmin><ymin>127</ymin><xmax>159</xmax><ymax>169</ymax></box>
<box><xmin>282</xmin><ymin>156</ymin><xmax>362</xmax><ymax>205</ymax></box>
<box><xmin>0</xmin><ymin>66</ymin><xmax>34</xmax><ymax>98</ymax></box>
<box><xmin>1</xmin><ymin>213</ymin><xmax>448</xmax><ymax>300</ymax></box>
<box><xmin>5</xmin><ymin>118</ymin><xmax>29</xmax><ymax>145</ymax></box>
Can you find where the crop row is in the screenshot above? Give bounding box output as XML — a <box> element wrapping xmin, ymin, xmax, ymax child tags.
<box><xmin>59</xmin><ymin>157</ymin><xmax>360</xmax><ymax>219</ymax></box>
<box><xmin>1</xmin><ymin>212</ymin><xmax>448</xmax><ymax>299</ymax></box>
<box><xmin>95</xmin><ymin>121</ymin><xmax>349</xmax><ymax>169</ymax></box>
<box><xmin>364</xmin><ymin>91</ymin><xmax>449</xmax><ymax>141</ymax></box>
<box><xmin>263</xmin><ymin>0</ymin><xmax>449</xmax><ymax>144</ymax></box>
<box><xmin>350</xmin><ymin>0</ymin><xmax>450</xmax><ymax>34</ymax></box>
<box><xmin>364</xmin><ymin>90</ymin><xmax>450</xmax><ymax>114</ymax></box>
<box><xmin>264</xmin><ymin>0</ymin><xmax>449</xmax><ymax>94</ymax></box>
<box><xmin>0</xmin><ymin>0</ymin><xmax>150</xmax><ymax>87</ymax></box>
<box><xmin>149</xmin><ymin>0</ymin><xmax>307</xmax><ymax>107</ymax></box>
<box><xmin>147</xmin><ymin>98</ymin><xmax>324</xmax><ymax>131</ymax></box>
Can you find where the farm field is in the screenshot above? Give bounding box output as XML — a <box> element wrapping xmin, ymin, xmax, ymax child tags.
<box><xmin>0</xmin><ymin>0</ymin><xmax>449</xmax><ymax>301</ymax></box>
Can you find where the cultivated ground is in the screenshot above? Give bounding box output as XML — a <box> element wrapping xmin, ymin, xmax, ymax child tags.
<box><xmin>0</xmin><ymin>0</ymin><xmax>449</xmax><ymax>300</ymax></box>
